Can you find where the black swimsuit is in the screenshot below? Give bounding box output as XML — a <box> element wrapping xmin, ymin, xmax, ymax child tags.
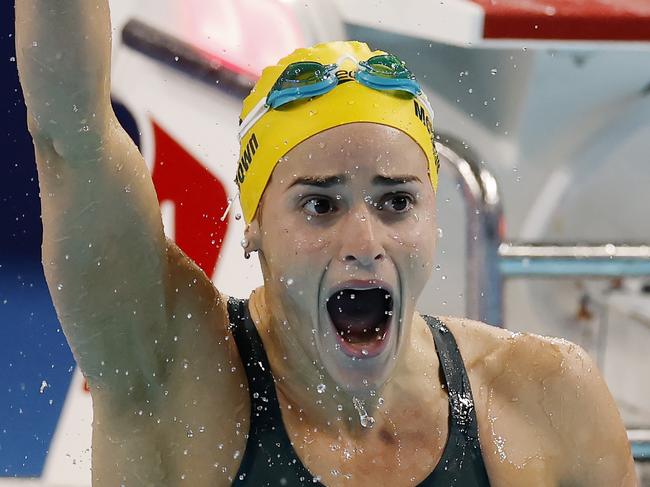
<box><xmin>227</xmin><ymin>297</ymin><xmax>491</xmax><ymax>486</ymax></box>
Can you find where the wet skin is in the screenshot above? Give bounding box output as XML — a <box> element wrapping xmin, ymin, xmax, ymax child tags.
<box><xmin>15</xmin><ymin>1</ymin><xmax>637</xmax><ymax>484</ymax></box>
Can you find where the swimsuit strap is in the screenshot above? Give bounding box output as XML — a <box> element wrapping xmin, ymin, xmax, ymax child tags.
<box><xmin>226</xmin><ymin>298</ymin><xmax>488</xmax><ymax>486</ymax></box>
<box><xmin>227</xmin><ymin>297</ymin><xmax>323</xmax><ymax>486</ymax></box>
<box><xmin>421</xmin><ymin>315</ymin><xmax>491</xmax><ymax>486</ymax></box>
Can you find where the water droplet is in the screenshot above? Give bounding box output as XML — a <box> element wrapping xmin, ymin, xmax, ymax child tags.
<box><xmin>317</xmin><ymin>383</ymin><xmax>326</xmax><ymax>394</ymax></box>
<box><xmin>490</xmin><ymin>68</ymin><xmax>497</xmax><ymax>75</ymax></box>
<box><xmin>352</xmin><ymin>397</ymin><xmax>375</xmax><ymax>428</ymax></box>
<box><xmin>39</xmin><ymin>380</ymin><xmax>48</xmax><ymax>394</ymax></box>
<box><xmin>286</xmin><ymin>278</ymin><xmax>294</xmax><ymax>286</ymax></box>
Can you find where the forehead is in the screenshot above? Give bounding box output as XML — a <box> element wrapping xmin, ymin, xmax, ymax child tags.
<box><xmin>269</xmin><ymin>122</ymin><xmax>429</xmax><ymax>184</ymax></box>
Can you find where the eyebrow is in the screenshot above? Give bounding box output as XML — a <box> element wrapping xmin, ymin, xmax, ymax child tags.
<box><xmin>288</xmin><ymin>174</ymin><xmax>422</xmax><ymax>189</ymax></box>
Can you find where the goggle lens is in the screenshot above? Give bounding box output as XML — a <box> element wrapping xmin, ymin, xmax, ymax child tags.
<box><xmin>274</xmin><ymin>62</ymin><xmax>336</xmax><ymax>90</ymax></box>
<box><xmin>362</xmin><ymin>54</ymin><xmax>414</xmax><ymax>79</ymax></box>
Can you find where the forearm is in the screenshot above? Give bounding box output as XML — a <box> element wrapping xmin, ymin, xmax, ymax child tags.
<box><xmin>16</xmin><ymin>0</ymin><xmax>173</xmax><ymax>387</ymax></box>
<box><xmin>15</xmin><ymin>0</ymin><xmax>112</xmax><ymax>158</ymax></box>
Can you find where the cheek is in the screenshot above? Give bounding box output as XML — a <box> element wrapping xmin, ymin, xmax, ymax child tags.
<box><xmin>392</xmin><ymin>207</ymin><xmax>437</xmax><ymax>251</ymax></box>
<box><xmin>389</xmin><ymin>214</ymin><xmax>437</xmax><ymax>283</ymax></box>
<box><xmin>266</xmin><ymin>221</ymin><xmax>332</xmax><ymax>262</ymax></box>
<box><xmin>294</xmin><ymin>232</ymin><xmax>331</xmax><ymax>258</ymax></box>
<box><xmin>390</xmin><ymin>229</ymin><xmax>435</xmax><ymax>267</ymax></box>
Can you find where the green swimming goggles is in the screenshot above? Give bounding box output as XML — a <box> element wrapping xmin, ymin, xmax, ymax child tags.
<box><xmin>238</xmin><ymin>53</ymin><xmax>434</xmax><ymax>140</ymax></box>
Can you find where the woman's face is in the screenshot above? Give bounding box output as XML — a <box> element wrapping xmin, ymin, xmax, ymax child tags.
<box><xmin>248</xmin><ymin>122</ymin><xmax>437</xmax><ymax>392</ymax></box>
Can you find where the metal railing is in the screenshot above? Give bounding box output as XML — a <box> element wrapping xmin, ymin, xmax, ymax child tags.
<box><xmin>435</xmin><ymin>139</ymin><xmax>504</xmax><ymax>327</ymax></box>
<box><xmin>436</xmin><ymin>137</ymin><xmax>650</xmax><ymax>461</ymax></box>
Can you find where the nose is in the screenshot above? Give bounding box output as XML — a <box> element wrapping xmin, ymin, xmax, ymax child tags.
<box><xmin>338</xmin><ymin>206</ymin><xmax>385</xmax><ymax>267</ymax></box>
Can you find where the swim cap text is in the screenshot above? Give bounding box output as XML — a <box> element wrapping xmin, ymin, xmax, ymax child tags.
<box><xmin>236</xmin><ymin>133</ymin><xmax>259</xmax><ymax>185</ymax></box>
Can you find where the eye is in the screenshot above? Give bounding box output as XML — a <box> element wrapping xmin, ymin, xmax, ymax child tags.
<box><xmin>379</xmin><ymin>193</ymin><xmax>414</xmax><ymax>213</ymax></box>
<box><xmin>302</xmin><ymin>196</ymin><xmax>335</xmax><ymax>216</ymax></box>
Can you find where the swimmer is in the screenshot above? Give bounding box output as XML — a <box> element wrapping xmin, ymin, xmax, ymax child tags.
<box><xmin>15</xmin><ymin>1</ymin><xmax>636</xmax><ymax>486</ymax></box>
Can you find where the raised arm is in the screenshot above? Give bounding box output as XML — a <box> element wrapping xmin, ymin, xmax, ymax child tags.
<box><xmin>14</xmin><ymin>1</ymin><xmax>220</xmax><ymax>403</ymax></box>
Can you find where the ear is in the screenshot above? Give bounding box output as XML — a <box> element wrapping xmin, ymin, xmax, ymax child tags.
<box><xmin>244</xmin><ymin>218</ymin><xmax>262</xmax><ymax>252</ymax></box>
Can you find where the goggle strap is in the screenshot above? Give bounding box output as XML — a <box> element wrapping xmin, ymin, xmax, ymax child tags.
<box><xmin>220</xmin><ymin>186</ymin><xmax>240</xmax><ymax>222</ymax></box>
<box><xmin>417</xmin><ymin>93</ymin><xmax>435</xmax><ymax>120</ymax></box>
<box><xmin>238</xmin><ymin>97</ymin><xmax>269</xmax><ymax>141</ymax></box>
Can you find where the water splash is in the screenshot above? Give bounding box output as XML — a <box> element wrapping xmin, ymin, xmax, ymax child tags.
<box><xmin>352</xmin><ymin>397</ymin><xmax>375</xmax><ymax>428</ymax></box>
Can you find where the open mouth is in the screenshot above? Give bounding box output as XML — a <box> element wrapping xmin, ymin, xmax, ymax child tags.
<box><xmin>326</xmin><ymin>288</ymin><xmax>394</xmax><ymax>358</ymax></box>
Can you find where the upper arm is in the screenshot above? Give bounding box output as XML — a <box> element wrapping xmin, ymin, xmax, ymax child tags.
<box><xmin>35</xmin><ymin>117</ymin><xmax>171</xmax><ymax>389</ymax></box>
<box><xmin>547</xmin><ymin>342</ymin><xmax>636</xmax><ymax>486</ymax></box>
<box><xmin>90</xmin><ymin>241</ymin><xmax>251</xmax><ymax>482</ymax></box>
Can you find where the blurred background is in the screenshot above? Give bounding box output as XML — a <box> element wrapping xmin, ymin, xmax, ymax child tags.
<box><xmin>1</xmin><ymin>0</ymin><xmax>649</xmax><ymax>484</ymax></box>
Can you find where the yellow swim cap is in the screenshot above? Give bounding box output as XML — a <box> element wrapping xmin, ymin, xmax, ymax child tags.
<box><xmin>236</xmin><ymin>41</ymin><xmax>439</xmax><ymax>223</ymax></box>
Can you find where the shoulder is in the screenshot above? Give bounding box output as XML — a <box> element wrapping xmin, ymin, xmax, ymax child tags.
<box><xmin>437</xmin><ymin>315</ymin><xmax>590</xmax><ymax>383</ymax></box>
<box><xmin>438</xmin><ymin>314</ymin><xmax>614</xmax><ymax>416</ymax></box>
<box><xmin>438</xmin><ymin>316</ymin><xmax>635</xmax><ymax>485</ymax></box>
